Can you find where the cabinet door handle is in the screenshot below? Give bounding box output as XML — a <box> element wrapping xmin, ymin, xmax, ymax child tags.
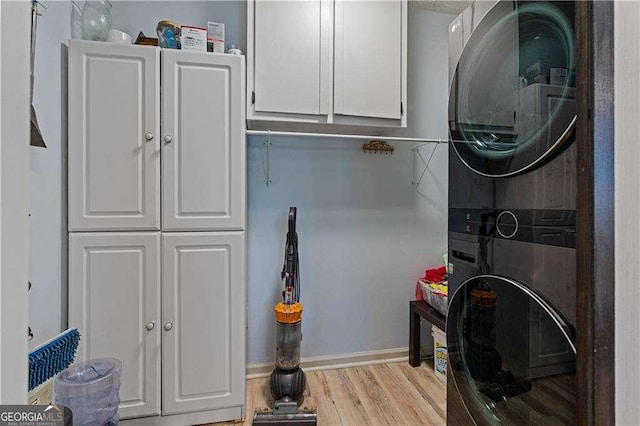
<box><xmin>164</xmin><ymin>322</ymin><xmax>173</xmax><ymax>331</ymax></box>
<box><xmin>145</xmin><ymin>132</ymin><xmax>154</xmax><ymax>141</ymax></box>
<box><xmin>164</xmin><ymin>135</ymin><xmax>173</xmax><ymax>144</ymax></box>
<box><xmin>145</xmin><ymin>322</ymin><xmax>155</xmax><ymax>331</ymax></box>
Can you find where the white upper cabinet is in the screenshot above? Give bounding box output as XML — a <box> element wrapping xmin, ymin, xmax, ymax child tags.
<box><xmin>161</xmin><ymin>50</ymin><xmax>245</xmax><ymax>231</ymax></box>
<box><xmin>68</xmin><ymin>40</ymin><xmax>160</xmax><ymax>231</ymax></box>
<box><xmin>247</xmin><ymin>0</ymin><xmax>407</xmax><ymax>129</ymax></box>
<box><xmin>253</xmin><ymin>0</ymin><xmax>331</xmax><ymax>116</ymax></box>
<box><xmin>334</xmin><ymin>1</ymin><xmax>402</xmax><ymax>120</ymax></box>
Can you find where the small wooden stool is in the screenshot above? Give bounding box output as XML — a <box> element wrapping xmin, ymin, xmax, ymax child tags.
<box><xmin>409</xmin><ymin>300</ymin><xmax>446</xmax><ymax>367</ymax></box>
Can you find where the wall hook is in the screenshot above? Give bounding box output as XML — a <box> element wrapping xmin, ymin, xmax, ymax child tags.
<box><xmin>362</xmin><ymin>140</ymin><xmax>395</xmax><ymax>154</ymax></box>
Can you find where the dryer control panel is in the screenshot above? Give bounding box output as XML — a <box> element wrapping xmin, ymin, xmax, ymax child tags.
<box><xmin>449</xmin><ymin>208</ymin><xmax>576</xmax><ymax>248</ymax></box>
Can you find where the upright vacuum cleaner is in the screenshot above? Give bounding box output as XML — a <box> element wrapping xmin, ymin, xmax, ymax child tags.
<box><xmin>253</xmin><ymin>207</ymin><xmax>318</xmax><ymax>425</ymax></box>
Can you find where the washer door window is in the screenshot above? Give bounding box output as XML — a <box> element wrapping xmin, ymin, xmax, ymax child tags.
<box><xmin>449</xmin><ymin>1</ymin><xmax>576</xmax><ymax>177</ymax></box>
<box><xmin>447</xmin><ymin>275</ymin><xmax>576</xmax><ymax>425</ymax></box>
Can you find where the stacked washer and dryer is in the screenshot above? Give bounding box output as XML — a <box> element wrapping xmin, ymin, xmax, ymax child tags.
<box><xmin>446</xmin><ymin>1</ymin><xmax>577</xmax><ymax>424</ymax></box>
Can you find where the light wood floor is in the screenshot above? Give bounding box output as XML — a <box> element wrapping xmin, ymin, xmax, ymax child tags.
<box><xmin>209</xmin><ymin>361</ymin><xmax>446</xmax><ymax>426</ymax></box>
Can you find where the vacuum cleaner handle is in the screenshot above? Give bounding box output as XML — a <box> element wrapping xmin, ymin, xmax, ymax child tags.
<box><xmin>281</xmin><ymin>207</ymin><xmax>300</xmax><ymax>303</ymax></box>
<box><xmin>289</xmin><ymin>207</ymin><xmax>296</xmax><ymax>234</ymax></box>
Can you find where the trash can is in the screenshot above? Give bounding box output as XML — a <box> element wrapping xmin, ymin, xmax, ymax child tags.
<box><xmin>53</xmin><ymin>358</ymin><xmax>122</xmax><ymax>425</ymax></box>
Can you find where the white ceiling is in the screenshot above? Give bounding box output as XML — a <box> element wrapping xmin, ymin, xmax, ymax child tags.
<box><xmin>409</xmin><ymin>0</ymin><xmax>472</xmax><ymax>16</ymax></box>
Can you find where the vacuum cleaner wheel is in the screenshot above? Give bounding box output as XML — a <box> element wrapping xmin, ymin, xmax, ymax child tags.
<box><xmin>270</xmin><ymin>367</ymin><xmax>306</xmax><ymax>402</ymax></box>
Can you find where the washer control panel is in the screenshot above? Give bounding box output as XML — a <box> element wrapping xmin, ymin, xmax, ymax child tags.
<box><xmin>449</xmin><ymin>208</ymin><xmax>576</xmax><ymax>248</ymax></box>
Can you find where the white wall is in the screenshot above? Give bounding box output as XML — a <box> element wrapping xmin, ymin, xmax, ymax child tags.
<box><xmin>1</xmin><ymin>0</ymin><xmax>31</xmax><ymax>402</ymax></box>
<box><xmin>403</xmin><ymin>7</ymin><xmax>453</xmax><ymax>140</ymax></box>
<box><xmin>615</xmin><ymin>1</ymin><xmax>640</xmax><ymax>424</ymax></box>
<box><xmin>405</xmin><ymin>6</ymin><xmax>454</xmax><ymax>362</ymax></box>
<box><xmin>246</xmin><ymin>8</ymin><xmax>453</xmax><ymax>364</ymax></box>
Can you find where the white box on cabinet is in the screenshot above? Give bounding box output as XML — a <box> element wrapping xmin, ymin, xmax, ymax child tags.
<box><xmin>207</xmin><ymin>22</ymin><xmax>225</xmax><ymax>53</ymax></box>
<box><xmin>180</xmin><ymin>26</ymin><xmax>207</xmax><ymax>51</ymax></box>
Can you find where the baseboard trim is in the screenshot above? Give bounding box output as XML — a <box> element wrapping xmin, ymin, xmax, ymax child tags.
<box><xmin>247</xmin><ymin>347</ymin><xmax>408</xmax><ymax>379</ymax></box>
<box><xmin>120</xmin><ymin>406</ymin><xmax>242</xmax><ymax>426</ymax></box>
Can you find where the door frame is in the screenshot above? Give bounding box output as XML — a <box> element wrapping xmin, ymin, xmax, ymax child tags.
<box><xmin>575</xmin><ymin>1</ymin><xmax>615</xmax><ymax>424</ymax></box>
<box><xmin>0</xmin><ymin>0</ymin><xmax>31</xmax><ymax>403</ymax></box>
<box><xmin>613</xmin><ymin>2</ymin><xmax>640</xmax><ymax>423</ymax></box>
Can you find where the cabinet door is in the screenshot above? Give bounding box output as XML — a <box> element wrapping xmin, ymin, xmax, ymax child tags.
<box><xmin>334</xmin><ymin>0</ymin><xmax>404</xmax><ymax>120</ymax></box>
<box><xmin>68</xmin><ymin>40</ymin><xmax>160</xmax><ymax>231</ymax></box>
<box><xmin>162</xmin><ymin>51</ymin><xmax>245</xmax><ymax>231</ymax></box>
<box><xmin>69</xmin><ymin>232</ymin><xmax>161</xmax><ymax>419</ymax></box>
<box><xmin>162</xmin><ymin>232</ymin><xmax>245</xmax><ymax>415</ymax></box>
<box><xmin>252</xmin><ymin>0</ymin><xmax>331</xmax><ymax>115</ymax></box>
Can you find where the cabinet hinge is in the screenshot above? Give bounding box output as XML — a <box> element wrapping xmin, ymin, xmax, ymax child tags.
<box><xmin>401</xmin><ymin>102</ymin><xmax>404</xmax><ymax>115</ymax></box>
<box><xmin>252</xmin><ymin>91</ymin><xmax>255</xmax><ymax>105</ymax></box>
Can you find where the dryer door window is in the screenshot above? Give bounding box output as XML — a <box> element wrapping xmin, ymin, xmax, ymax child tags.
<box><xmin>446</xmin><ymin>275</ymin><xmax>576</xmax><ymax>425</ymax></box>
<box><xmin>449</xmin><ymin>1</ymin><xmax>576</xmax><ymax>177</ymax></box>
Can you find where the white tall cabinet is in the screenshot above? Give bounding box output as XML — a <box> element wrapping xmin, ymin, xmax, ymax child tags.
<box><xmin>68</xmin><ymin>40</ymin><xmax>246</xmax><ymax>425</ymax></box>
<box><xmin>252</xmin><ymin>0</ymin><xmax>332</xmax><ymax>117</ymax></box>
